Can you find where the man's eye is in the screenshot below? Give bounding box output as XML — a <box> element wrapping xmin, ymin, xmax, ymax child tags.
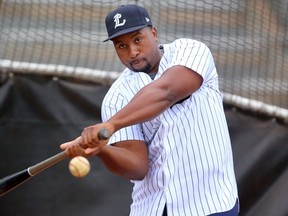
<box><xmin>135</xmin><ymin>38</ymin><xmax>142</xmax><ymax>43</ymax></box>
<box><xmin>119</xmin><ymin>44</ymin><xmax>126</xmax><ymax>49</ymax></box>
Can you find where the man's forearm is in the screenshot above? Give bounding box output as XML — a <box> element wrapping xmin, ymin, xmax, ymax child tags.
<box><xmin>108</xmin><ymin>83</ymin><xmax>173</xmax><ymax>132</ymax></box>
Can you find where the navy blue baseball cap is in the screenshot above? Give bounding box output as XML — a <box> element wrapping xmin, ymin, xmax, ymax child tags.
<box><xmin>103</xmin><ymin>5</ymin><xmax>152</xmax><ymax>42</ymax></box>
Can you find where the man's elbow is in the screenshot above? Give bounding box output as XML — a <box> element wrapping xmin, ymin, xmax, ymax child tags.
<box><xmin>130</xmin><ymin>163</ymin><xmax>149</xmax><ymax>180</ymax></box>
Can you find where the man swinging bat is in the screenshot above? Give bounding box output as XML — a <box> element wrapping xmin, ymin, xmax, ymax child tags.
<box><xmin>61</xmin><ymin>4</ymin><xmax>239</xmax><ymax>216</ymax></box>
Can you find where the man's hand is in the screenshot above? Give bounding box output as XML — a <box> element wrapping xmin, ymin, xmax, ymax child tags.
<box><xmin>60</xmin><ymin>136</ymin><xmax>103</xmax><ymax>157</ymax></box>
<box><xmin>60</xmin><ymin>122</ymin><xmax>114</xmax><ymax>156</ymax></box>
<box><xmin>60</xmin><ymin>137</ymin><xmax>86</xmax><ymax>157</ymax></box>
<box><xmin>80</xmin><ymin>123</ymin><xmax>113</xmax><ymax>154</ymax></box>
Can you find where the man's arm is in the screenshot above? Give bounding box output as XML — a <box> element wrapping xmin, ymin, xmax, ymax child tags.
<box><xmin>106</xmin><ymin>65</ymin><xmax>203</xmax><ymax>133</ymax></box>
<box><xmin>60</xmin><ymin>139</ymin><xmax>149</xmax><ymax>180</ymax></box>
<box><xmin>97</xmin><ymin>140</ymin><xmax>149</xmax><ymax>180</ymax></box>
<box><xmin>79</xmin><ymin>65</ymin><xmax>202</xmax><ymax>151</ymax></box>
<box><xmin>61</xmin><ymin>65</ymin><xmax>202</xmax><ymax>179</ymax></box>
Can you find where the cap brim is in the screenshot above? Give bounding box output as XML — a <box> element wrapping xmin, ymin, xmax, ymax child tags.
<box><xmin>103</xmin><ymin>24</ymin><xmax>150</xmax><ymax>42</ymax></box>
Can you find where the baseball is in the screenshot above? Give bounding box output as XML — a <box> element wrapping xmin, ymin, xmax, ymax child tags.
<box><xmin>69</xmin><ymin>156</ymin><xmax>91</xmax><ymax>178</ymax></box>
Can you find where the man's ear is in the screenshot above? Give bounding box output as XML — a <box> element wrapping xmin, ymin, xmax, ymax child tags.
<box><xmin>151</xmin><ymin>27</ymin><xmax>158</xmax><ymax>40</ymax></box>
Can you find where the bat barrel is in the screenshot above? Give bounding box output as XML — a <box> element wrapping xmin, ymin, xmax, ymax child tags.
<box><xmin>0</xmin><ymin>151</ymin><xmax>67</xmax><ymax>197</ymax></box>
<box><xmin>0</xmin><ymin>169</ymin><xmax>32</xmax><ymax>197</ymax></box>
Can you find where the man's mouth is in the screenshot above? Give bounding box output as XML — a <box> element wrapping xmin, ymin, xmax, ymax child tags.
<box><xmin>131</xmin><ymin>59</ymin><xmax>143</xmax><ymax>67</ymax></box>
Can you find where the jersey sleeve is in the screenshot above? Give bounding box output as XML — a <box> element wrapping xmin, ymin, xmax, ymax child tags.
<box><xmin>101</xmin><ymin>71</ymin><xmax>151</xmax><ymax>145</ymax></box>
<box><xmin>167</xmin><ymin>38</ymin><xmax>218</xmax><ymax>83</ymax></box>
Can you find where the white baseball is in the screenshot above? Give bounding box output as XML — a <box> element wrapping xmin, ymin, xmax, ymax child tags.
<box><xmin>69</xmin><ymin>156</ymin><xmax>91</xmax><ymax>178</ymax></box>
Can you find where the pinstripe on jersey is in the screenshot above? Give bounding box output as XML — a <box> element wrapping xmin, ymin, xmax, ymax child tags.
<box><xmin>101</xmin><ymin>38</ymin><xmax>238</xmax><ymax>216</ymax></box>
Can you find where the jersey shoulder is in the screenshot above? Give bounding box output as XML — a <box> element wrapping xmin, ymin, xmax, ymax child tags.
<box><xmin>168</xmin><ymin>38</ymin><xmax>209</xmax><ymax>50</ymax></box>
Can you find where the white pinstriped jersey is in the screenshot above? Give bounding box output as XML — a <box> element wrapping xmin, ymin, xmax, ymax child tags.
<box><xmin>101</xmin><ymin>38</ymin><xmax>238</xmax><ymax>216</ymax></box>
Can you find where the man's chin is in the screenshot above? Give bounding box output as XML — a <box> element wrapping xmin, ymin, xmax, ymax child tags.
<box><xmin>131</xmin><ymin>65</ymin><xmax>151</xmax><ymax>73</ymax></box>
<box><xmin>132</xmin><ymin>69</ymin><xmax>146</xmax><ymax>73</ymax></box>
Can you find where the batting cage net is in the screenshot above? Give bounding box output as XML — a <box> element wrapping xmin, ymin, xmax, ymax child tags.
<box><xmin>0</xmin><ymin>0</ymin><xmax>288</xmax><ymax>122</ymax></box>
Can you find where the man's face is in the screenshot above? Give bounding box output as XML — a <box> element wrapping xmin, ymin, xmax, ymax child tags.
<box><xmin>112</xmin><ymin>27</ymin><xmax>161</xmax><ymax>74</ymax></box>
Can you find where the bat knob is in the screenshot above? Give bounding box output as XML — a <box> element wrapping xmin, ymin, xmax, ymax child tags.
<box><xmin>98</xmin><ymin>128</ymin><xmax>110</xmax><ymax>140</ymax></box>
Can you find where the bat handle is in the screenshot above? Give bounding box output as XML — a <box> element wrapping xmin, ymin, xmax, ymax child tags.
<box><xmin>98</xmin><ymin>128</ymin><xmax>110</xmax><ymax>140</ymax></box>
<box><xmin>28</xmin><ymin>151</ymin><xmax>67</xmax><ymax>176</ymax></box>
<box><xmin>21</xmin><ymin>129</ymin><xmax>109</xmax><ymax>177</ymax></box>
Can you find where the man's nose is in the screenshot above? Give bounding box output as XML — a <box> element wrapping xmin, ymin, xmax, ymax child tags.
<box><xmin>129</xmin><ymin>45</ymin><xmax>139</xmax><ymax>58</ymax></box>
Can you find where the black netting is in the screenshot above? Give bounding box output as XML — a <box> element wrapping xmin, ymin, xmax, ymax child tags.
<box><xmin>0</xmin><ymin>0</ymin><xmax>287</xmax><ymax>109</ymax></box>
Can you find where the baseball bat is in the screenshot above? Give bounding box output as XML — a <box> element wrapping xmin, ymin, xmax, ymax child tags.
<box><xmin>0</xmin><ymin>128</ymin><xmax>110</xmax><ymax>197</ymax></box>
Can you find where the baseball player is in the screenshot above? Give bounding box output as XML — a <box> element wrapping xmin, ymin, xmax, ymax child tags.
<box><xmin>61</xmin><ymin>4</ymin><xmax>239</xmax><ymax>216</ymax></box>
